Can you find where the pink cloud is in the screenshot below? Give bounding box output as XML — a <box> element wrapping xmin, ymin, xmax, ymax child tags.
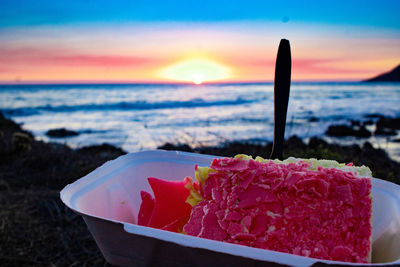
<box><xmin>240</xmin><ymin>58</ymin><xmax>275</xmax><ymax>68</ymax></box>
<box><xmin>292</xmin><ymin>58</ymin><xmax>366</xmax><ymax>75</ymax></box>
<box><xmin>42</xmin><ymin>54</ymin><xmax>151</xmax><ymax>67</ymax></box>
<box><xmin>0</xmin><ymin>67</ymin><xmax>12</xmax><ymax>73</ymax></box>
<box><xmin>236</xmin><ymin>57</ymin><xmax>366</xmax><ymax>75</ymax></box>
<box><xmin>0</xmin><ymin>47</ymin><xmax>160</xmax><ymax>68</ymax></box>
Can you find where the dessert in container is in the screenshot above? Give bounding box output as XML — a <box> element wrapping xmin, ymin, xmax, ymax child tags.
<box><xmin>60</xmin><ymin>150</ymin><xmax>400</xmax><ymax>266</ymax></box>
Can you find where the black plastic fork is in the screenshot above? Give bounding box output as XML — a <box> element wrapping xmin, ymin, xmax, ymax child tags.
<box><xmin>269</xmin><ymin>39</ymin><xmax>291</xmax><ymax>160</ymax></box>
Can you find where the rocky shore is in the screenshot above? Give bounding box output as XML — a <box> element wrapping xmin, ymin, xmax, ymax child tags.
<box><xmin>1</xmin><ymin>112</ymin><xmax>400</xmax><ymax>265</ymax></box>
<box><xmin>324</xmin><ymin>115</ymin><xmax>400</xmax><ymax>139</ymax></box>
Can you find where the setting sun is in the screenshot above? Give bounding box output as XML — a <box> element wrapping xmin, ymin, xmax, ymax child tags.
<box><xmin>159</xmin><ymin>58</ymin><xmax>231</xmax><ymax>84</ymax></box>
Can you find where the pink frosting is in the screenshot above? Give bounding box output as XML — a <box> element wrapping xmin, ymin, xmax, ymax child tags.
<box><xmin>183</xmin><ymin>158</ymin><xmax>372</xmax><ymax>263</ymax></box>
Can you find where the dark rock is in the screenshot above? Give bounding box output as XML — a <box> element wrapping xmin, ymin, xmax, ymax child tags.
<box><xmin>393</xmin><ymin>138</ymin><xmax>400</xmax><ymax>143</ymax></box>
<box><xmin>365</xmin><ymin>113</ymin><xmax>384</xmax><ymax>119</ymax></box>
<box><xmin>0</xmin><ymin>111</ymin><xmax>32</xmax><ymax>136</ymax></box>
<box><xmin>308</xmin><ymin>137</ymin><xmax>328</xmax><ymax>148</ymax></box>
<box><xmin>285</xmin><ymin>135</ymin><xmax>306</xmax><ymax>150</ymax></box>
<box><xmin>363</xmin><ymin>120</ymin><xmax>374</xmax><ymax>126</ymax></box>
<box><xmin>363</xmin><ymin>142</ymin><xmax>374</xmax><ymax>150</ymax></box>
<box><xmin>46</xmin><ymin>128</ymin><xmax>79</xmax><ymax>138</ymax></box>
<box><xmin>0</xmin><ymin>111</ymin><xmax>34</xmax><ymax>155</ymax></box>
<box><xmin>376</xmin><ymin>117</ymin><xmax>400</xmax><ymax>130</ymax></box>
<box><xmin>326</xmin><ymin>124</ymin><xmax>371</xmax><ymax>138</ymax></box>
<box><xmin>374</xmin><ymin>116</ymin><xmax>400</xmax><ymax>136</ymax></box>
<box><xmin>364</xmin><ymin>64</ymin><xmax>400</xmax><ymax>82</ymax></box>
<box><xmin>12</xmin><ymin>132</ymin><xmax>33</xmax><ymax>153</ymax></box>
<box><xmin>375</xmin><ymin>127</ymin><xmax>397</xmax><ymax>136</ymax></box>
<box><xmin>158</xmin><ymin>143</ymin><xmax>193</xmax><ymax>152</ymax></box>
<box><xmin>308</xmin><ymin>116</ymin><xmax>319</xmax><ymax>122</ymax></box>
<box><xmin>77</xmin><ymin>143</ymin><xmax>126</xmax><ymax>159</ymax></box>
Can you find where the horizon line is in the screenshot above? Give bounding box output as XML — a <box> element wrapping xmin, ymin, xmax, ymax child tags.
<box><xmin>0</xmin><ymin>78</ymin><xmax>374</xmax><ymax>86</ymax></box>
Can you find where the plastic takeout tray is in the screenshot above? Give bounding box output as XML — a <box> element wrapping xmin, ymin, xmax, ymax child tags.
<box><xmin>60</xmin><ymin>150</ymin><xmax>400</xmax><ymax>266</ymax></box>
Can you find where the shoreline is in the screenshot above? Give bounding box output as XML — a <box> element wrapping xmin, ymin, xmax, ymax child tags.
<box><xmin>2</xmin><ymin>82</ymin><xmax>400</xmax><ymax>160</ymax></box>
<box><xmin>1</xmin><ymin>113</ymin><xmax>400</xmax><ymax>265</ymax></box>
<box><xmin>8</xmin><ymin>111</ymin><xmax>400</xmax><ymax>161</ymax></box>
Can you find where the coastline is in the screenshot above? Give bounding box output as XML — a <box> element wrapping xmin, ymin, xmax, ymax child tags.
<box><xmin>2</xmin><ymin>81</ymin><xmax>400</xmax><ymax>157</ymax></box>
<box><xmin>1</xmin><ymin>113</ymin><xmax>400</xmax><ymax>265</ymax></box>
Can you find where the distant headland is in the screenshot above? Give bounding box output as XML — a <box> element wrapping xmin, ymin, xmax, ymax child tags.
<box><xmin>364</xmin><ymin>64</ymin><xmax>400</xmax><ymax>82</ymax></box>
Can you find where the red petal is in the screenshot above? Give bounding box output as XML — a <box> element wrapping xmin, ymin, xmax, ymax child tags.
<box><xmin>137</xmin><ymin>191</ymin><xmax>155</xmax><ymax>226</ymax></box>
<box><xmin>147</xmin><ymin>177</ymin><xmax>192</xmax><ymax>230</ymax></box>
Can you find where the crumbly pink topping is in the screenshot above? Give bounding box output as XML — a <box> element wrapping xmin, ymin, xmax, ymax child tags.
<box><xmin>183</xmin><ymin>158</ymin><xmax>372</xmax><ymax>263</ymax></box>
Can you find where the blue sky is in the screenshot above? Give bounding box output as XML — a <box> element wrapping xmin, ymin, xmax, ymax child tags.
<box><xmin>1</xmin><ymin>0</ymin><xmax>399</xmax><ymax>29</ymax></box>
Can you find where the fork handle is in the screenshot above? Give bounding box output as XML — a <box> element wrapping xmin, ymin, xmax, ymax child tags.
<box><xmin>270</xmin><ymin>39</ymin><xmax>291</xmax><ymax>160</ymax></box>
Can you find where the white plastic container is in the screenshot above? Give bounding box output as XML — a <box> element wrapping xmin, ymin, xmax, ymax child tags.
<box><xmin>60</xmin><ymin>150</ymin><xmax>400</xmax><ymax>266</ymax></box>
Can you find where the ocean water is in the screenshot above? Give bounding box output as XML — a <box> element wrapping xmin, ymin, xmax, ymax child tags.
<box><xmin>1</xmin><ymin>82</ymin><xmax>400</xmax><ymax>160</ymax></box>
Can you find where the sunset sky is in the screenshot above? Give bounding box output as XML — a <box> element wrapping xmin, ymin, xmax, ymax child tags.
<box><xmin>0</xmin><ymin>0</ymin><xmax>399</xmax><ymax>84</ymax></box>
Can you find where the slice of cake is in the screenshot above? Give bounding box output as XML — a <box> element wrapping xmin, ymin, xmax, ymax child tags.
<box><xmin>183</xmin><ymin>155</ymin><xmax>373</xmax><ymax>263</ymax></box>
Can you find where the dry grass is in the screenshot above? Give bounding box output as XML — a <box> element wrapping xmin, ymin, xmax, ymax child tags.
<box><xmin>0</xmin><ymin>113</ymin><xmax>123</xmax><ymax>266</ymax></box>
<box><xmin>0</xmin><ymin>188</ymin><xmax>108</xmax><ymax>266</ymax></box>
